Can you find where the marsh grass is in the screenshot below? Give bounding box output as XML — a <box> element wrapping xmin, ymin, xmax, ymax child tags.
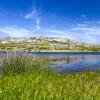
<box><xmin>0</xmin><ymin>53</ymin><xmax>100</xmax><ymax>99</ymax></box>
<box><xmin>0</xmin><ymin>52</ymin><xmax>52</xmax><ymax>75</ymax></box>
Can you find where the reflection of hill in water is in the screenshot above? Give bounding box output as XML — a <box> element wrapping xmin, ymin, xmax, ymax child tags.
<box><xmin>1</xmin><ymin>52</ymin><xmax>100</xmax><ymax>73</ymax></box>
<box><xmin>49</xmin><ymin>55</ymin><xmax>100</xmax><ymax>65</ymax></box>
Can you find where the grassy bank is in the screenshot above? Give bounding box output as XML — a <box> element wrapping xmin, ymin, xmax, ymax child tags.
<box><xmin>0</xmin><ymin>53</ymin><xmax>100</xmax><ymax>99</ymax></box>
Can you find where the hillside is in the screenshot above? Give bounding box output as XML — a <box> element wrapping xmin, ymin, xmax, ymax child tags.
<box><xmin>0</xmin><ymin>37</ymin><xmax>100</xmax><ymax>52</ymax></box>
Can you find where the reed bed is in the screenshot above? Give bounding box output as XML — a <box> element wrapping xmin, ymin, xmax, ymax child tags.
<box><xmin>0</xmin><ymin>52</ymin><xmax>51</xmax><ymax>75</ymax></box>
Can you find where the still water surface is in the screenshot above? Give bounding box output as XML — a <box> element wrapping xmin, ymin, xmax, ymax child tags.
<box><xmin>1</xmin><ymin>52</ymin><xmax>100</xmax><ymax>73</ymax></box>
<box><xmin>28</xmin><ymin>52</ymin><xmax>100</xmax><ymax>73</ymax></box>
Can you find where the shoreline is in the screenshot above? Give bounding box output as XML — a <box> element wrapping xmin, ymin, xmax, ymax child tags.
<box><xmin>0</xmin><ymin>50</ymin><xmax>100</xmax><ymax>53</ymax></box>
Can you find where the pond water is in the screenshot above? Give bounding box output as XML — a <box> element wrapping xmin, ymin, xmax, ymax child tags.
<box><xmin>1</xmin><ymin>52</ymin><xmax>100</xmax><ymax>73</ymax></box>
<box><xmin>28</xmin><ymin>52</ymin><xmax>100</xmax><ymax>73</ymax></box>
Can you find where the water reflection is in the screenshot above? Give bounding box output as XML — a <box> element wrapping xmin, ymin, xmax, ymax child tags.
<box><xmin>1</xmin><ymin>52</ymin><xmax>100</xmax><ymax>73</ymax></box>
<box><xmin>29</xmin><ymin>53</ymin><xmax>100</xmax><ymax>73</ymax></box>
<box><xmin>49</xmin><ymin>55</ymin><xmax>100</xmax><ymax>73</ymax></box>
<box><xmin>49</xmin><ymin>55</ymin><xmax>100</xmax><ymax>64</ymax></box>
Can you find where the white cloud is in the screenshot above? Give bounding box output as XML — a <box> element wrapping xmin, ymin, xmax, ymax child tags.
<box><xmin>24</xmin><ymin>6</ymin><xmax>40</xmax><ymax>19</ymax></box>
<box><xmin>1</xmin><ymin>21</ymin><xmax>100</xmax><ymax>43</ymax></box>
<box><xmin>40</xmin><ymin>23</ymin><xmax>100</xmax><ymax>43</ymax></box>
<box><xmin>0</xmin><ymin>26</ymin><xmax>33</xmax><ymax>37</ymax></box>
<box><xmin>72</xmin><ymin>24</ymin><xmax>100</xmax><ymax>35</ymax></box>
<box><xmin>35</xmin><ymin>18</ymin><xmax>41</xmax><ymax>30</ymax></box>
<box><xmin>24</xmin><ymin>6</ymin><xmax>41</xmax><ymax>31</ymax></box>
<box><xmin>41</xmin><ymin>28</ymin><xmax>75</xmax><ymax>39</ymax></box>
<box><xmin>65</xmin><ymin>23</ymin><xmax>100</xmax><ymax>43</ymax></box>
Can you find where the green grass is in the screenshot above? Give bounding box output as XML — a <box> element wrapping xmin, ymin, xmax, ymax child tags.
<box><xmin>0</xmin><ymin>53</ymin><xmax>100</xmax><ymax>99</ymax></box>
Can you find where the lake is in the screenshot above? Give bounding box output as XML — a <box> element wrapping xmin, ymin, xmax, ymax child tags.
<box><xmin>1</xmin><ymin>52</ymin><xmax>100</xmax><ymax>73</ymax></box>
<box><xmin>28</xmin><ymin>52</ymin><xmax>100</xmax><ymax>73</ymax></box>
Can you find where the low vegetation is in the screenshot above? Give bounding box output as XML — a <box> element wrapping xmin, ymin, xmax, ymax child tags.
<box><xmin>0</xmin><ymin>53</ymin><xmax>100</xmax><ymax>99</ymax></box>
<box><xmin>0</xmin><ymin>37</ymin><xmax>100</xmax><ymax>52</ymax></box>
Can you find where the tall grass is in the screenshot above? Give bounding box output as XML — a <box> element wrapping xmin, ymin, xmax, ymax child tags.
<box><xmin>0</xmin><ymin>52</ymin><xmax>100</xmax><ymax>99</ymax></box>
<box><xmin>0</xmin><ymin>52</ymin><xmax>51</xmax><ymax>75</ymax></box>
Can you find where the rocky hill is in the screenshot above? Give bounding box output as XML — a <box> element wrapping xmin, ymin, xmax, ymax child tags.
<box><xmin>0</xmin><ymin>37</ymin><xmax>100</xmax><ymax>52</ymax></box>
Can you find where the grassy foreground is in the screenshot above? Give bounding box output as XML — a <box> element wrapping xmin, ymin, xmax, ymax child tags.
<box><xmin>0</xmin><ymin>53</ymin><xmax>100</xmax><ymax>99</ymax></box>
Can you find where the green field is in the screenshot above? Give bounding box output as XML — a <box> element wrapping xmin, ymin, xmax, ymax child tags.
<box><xmin>0</xmin><ymin>53</ymin><xmax>100</xmax><ymax>100</ymax></box>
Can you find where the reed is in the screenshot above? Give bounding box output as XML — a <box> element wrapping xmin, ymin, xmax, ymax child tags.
<box><xmin>0</xmin><ymin>52</ymin><xmax>51</xmax><ymax>75</ymax></box>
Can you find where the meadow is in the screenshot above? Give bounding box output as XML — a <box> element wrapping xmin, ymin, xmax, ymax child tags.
<box><xmin>0</xmin><ymin>53</ymin><xmax>100</xmax><ymax>100</ymax></box>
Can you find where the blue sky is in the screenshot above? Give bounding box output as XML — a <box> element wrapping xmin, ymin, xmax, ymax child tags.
<box><xmin>0</xmin><ymin>0</ymin><xmax>100</xmax><ymax>43</ymax></box>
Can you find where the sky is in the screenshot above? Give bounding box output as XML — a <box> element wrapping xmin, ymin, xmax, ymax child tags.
<box><xmin>0</xmin><ymin>0</ymin><xmax>100</xmax><ymax>43</ymax></box>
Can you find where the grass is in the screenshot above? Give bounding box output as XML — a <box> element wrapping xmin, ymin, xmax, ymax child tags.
<box><xmin>0</xmin><ymin>53</ymin><xmax>100</xmax><ymax>99</ymax></box>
